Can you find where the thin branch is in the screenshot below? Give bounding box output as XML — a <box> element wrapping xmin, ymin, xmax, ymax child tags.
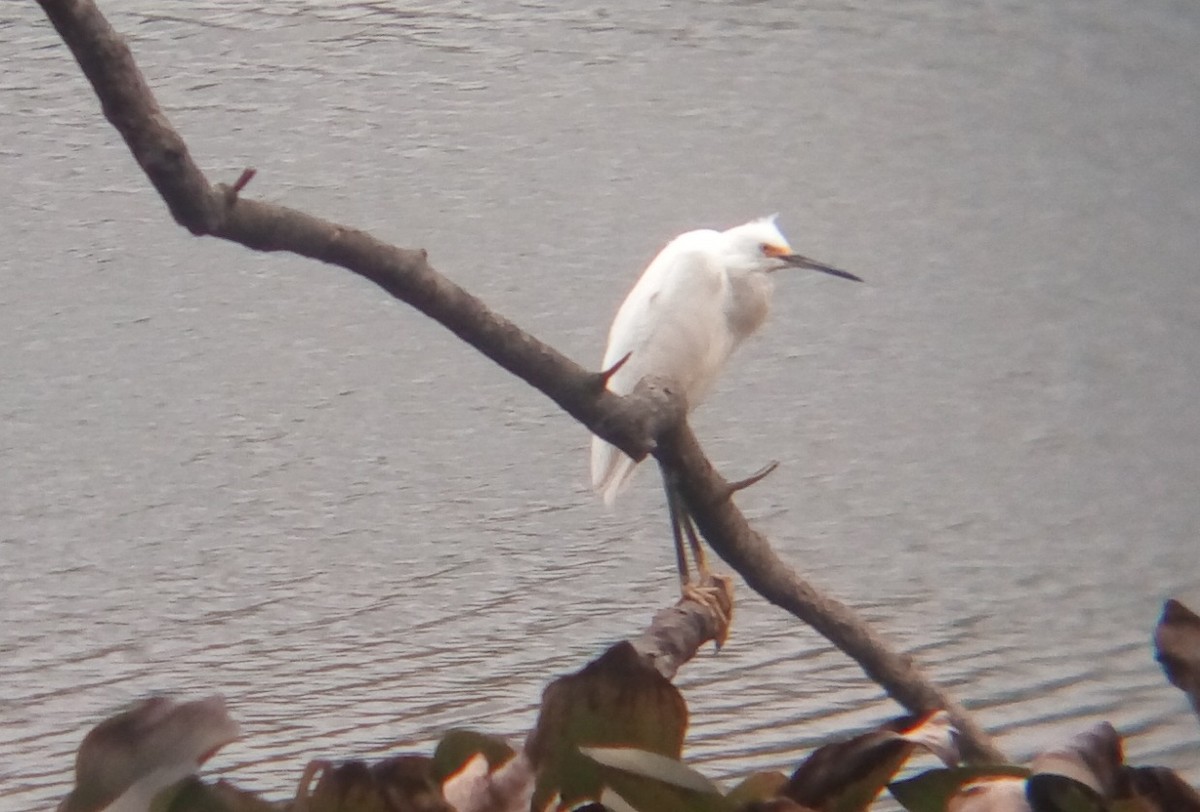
<box><xmin>726</xmin><ymin>460</ymin><xmax>780</xmax><ymax>495</ymax></box>
<box><xmin>229</xmin><ymin>167</ymin><xmax>256</xmax><ymax>195</ymax></box>
<box><xmin>34</xmin><ymin>0</ymin><xmax>1005</xmax><ymax>764</ymax></box>
<box><xmin>593</xmin><ymin>351</ymin><xmax>633</xmax><ymax>391</ymax></box>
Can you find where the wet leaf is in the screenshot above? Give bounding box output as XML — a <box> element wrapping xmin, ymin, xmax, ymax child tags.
<box><xmin>527</xmin><ymin>642</ymin><xmax>688</xmax><ymax>810</ymax></box>
<box><xmin>1154</xmin><ymin>599</ymin><xmax>1200</xmax><ymax>720</ymax></box>
<box><xmin>724</xmin><ymin>771</ymin><xmax>789</xmax><ymax>808</ymax></box>
<box><xmin>431</xmin><ymin>729</ymin><xmax>518</xmax><ymax>783</ymax></box>
<box><xmin>946</xmin><ymin>776</ymin><xmax>1030</xmax><ymax>811</ymax></box>
<box><xmin>442</xmin><ymin>751</ymin><xmax>534</xmax><ymax>812</ymax></box>
<box><xmin>298</xmin><ymin>756</ymin><xmax>451</xmax><ymax>812</ymax></box>
<box><xmin>1024</xmin><ymin>774</ymin><xmax>1105</xmax><ymax>812</ymax></box>
<box><xmin>732</xmin><ymin>800</ymin><xmax>819</xmax><ymax>812</ymax></box>
<box><xmin>784</xmin><ymin>711</ymin><xmax>960</xmax><ymax>812</ymax></box>
<box><xmin>1124</xmin><ymin>765</ymin><xmax>1200</xmax><ymax>811</ymax></box>
<box><xmin>889</xmin><ymin>766</ymin><xmax>1030</xmax><ymax>812</ymax></box>
<box><xmin>59</xmin><ymin>695</ymin><xmax>240</xmax><ymax>812</ymax></box>
<box><xmin>151</xmin><ymin>777</ymin><xmax>278</xmax><ymax>811</ymax></box>
<box><xmin>581</xmin><ymin>747</ymin><xmax>732</xmax><ymax>812</ymax></box>
<box><xmin>580</xmin><ymin>746</ymin><xmax>722</xmax><ymax>795</ymax></box>
<box><xmin>1028</xmin><ymin>722</ymin><xmax>1123</xmax><ymax>799</ymax></box>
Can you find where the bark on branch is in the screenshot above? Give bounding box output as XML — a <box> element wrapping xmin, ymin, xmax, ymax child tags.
<box><xmin>35</xmin><ymin>0</ymin><xmax>1005</xmax><ymax>764</ymax></box>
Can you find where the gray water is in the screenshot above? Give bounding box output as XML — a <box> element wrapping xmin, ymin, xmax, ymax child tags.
<box><xmin>3</xmin><ymin>1</ymin><xmax>1199</xmax><ymax>808</ymax></box>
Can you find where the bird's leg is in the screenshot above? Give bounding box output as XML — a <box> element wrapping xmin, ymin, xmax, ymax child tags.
<box><xmin>660</xmin><ymin>466</ymin><xmax>733</xmax><ymax>647</ymax></box>
<box><xmin>662</xmin><ymin>469</ymin><xmax>693</xmax><ymax>590</ymax></box>
<box><xmin>679</xmin><ymin>503</ymin><xmax>711</xmax><ymax>582</ymax></box>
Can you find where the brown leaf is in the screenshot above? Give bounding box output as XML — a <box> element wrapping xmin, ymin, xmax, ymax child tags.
<box><xmin>442</xmin><ymin>752</ymin><xmax>534</xmax><ymax>812</ymax></box>
<box><xmin>784</xmin><ymin>711</ymin><xmax>959</xmax><ymax>811</ymax></box>
<box><xmin>296</xmin><ymin>756</ymin><xmax>451</xmax><ymax>812</ymax></box>
<box><xmin>526</xmin><ymin>642</ymin><xmax>688</xmax><ymax>810</ymax></box>
<box><xmin>1154</xmin><ymin>599</ymin><xmax>1200</xmax><ymax>721</ymax></box>
<box><xmin>1028</xmin><ymin>722</ymin><xmax>1123</xmax><ymax>799</ymax></box>
<box><xmin>1124</xmin><ymin>765</ymin><xmax>1200</xmax><ymax>812</ymax></box>
<box><xmin>58</xmin><ymin>695</ymin><xmax>239</xmax><ymax>812</ymax></box>
<box><xmin>946</xmin><ymin>777</ymin><xmax>1031</xmax><ymax>812</ymax></box>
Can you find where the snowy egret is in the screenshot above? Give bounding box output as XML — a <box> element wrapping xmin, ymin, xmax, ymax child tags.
<box><xmin>590</xmin><ymin>215</ymin><xmax>860</xmax><ymax>595</ymax></box>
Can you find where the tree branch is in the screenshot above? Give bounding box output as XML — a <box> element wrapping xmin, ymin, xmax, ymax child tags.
<box><xmin>35</xmin><ymin>0</ymin><xmax>1004</xmax><ymax>764</ymax></box>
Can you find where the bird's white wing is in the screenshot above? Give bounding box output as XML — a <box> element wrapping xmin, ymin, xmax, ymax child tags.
<box><xmin>603</xmin><ymin>233</ymin><xmax>732</xmax><ymax>402</ymax></box>
<box><xmin>591</xmin><ymin>232</ymin><xmax>731</xmax><ymax>502</ymax></box>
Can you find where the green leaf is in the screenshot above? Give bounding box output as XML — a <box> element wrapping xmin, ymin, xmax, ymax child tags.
<box><xmin>581</xmin><ymin>747</ymin><xmax>722</xmax><ymax>795</ymax></box>
<box><xmin>599</xmin><ymin>787</ymin><xmax>647</xmax><ymax>812</ymax></box>
<box><xmin>1026</xmin><ymin>774</ymin><xmax>1106</xmax><ymax>812</ymax></box>
<box><xmin>888</xmin><ymin>766</ymin><xmax>1030</xmax><ymax>812</ymax></box>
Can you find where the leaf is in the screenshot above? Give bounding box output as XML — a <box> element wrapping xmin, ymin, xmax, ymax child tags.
<box><xmin>527</xmin><ymin>642</ymin><xmax>689</xmax><ymax>810</ymax></box>
<box><xmin>889</xmin><ymin>766</ymin><xmax>1030</xmax><ymax>812</ymax></box>
<box><xmin>724</xmin><ymin>771</ymin><xmax>790</xmax><ymax>808</ymax></box>
<box><xmin>1124</xmin><ymin>765</ymin><xmax>1200</xmax><ymax>812</ymax></box>
<box><xmin>301</xmin><ymin>760</ymin><xmax>391</xmax><ymax>812</ymax></box>
<box><xmin>1024</xmin><ymin>774</ymin><xmax>1105</xmax><ymax>812</ymax></box>
<box><xmin>152</xmin><ymin>777</ymin><xmax>278</xmax><ymax>812</ymax></box>
<box><xmin>297</xmin><ymin>756</ymin><xmax>451</xmax><ymax>812</ymax></box>
<box><xmin>442</xmin><ymin>751</ymin><xmax>535</xmax><ymax>812</ymax></box>
<box><xmin>946</xmin><ymin>776</ymin><xmax>1031</xmax><ymax>811</ymax></box>
<box><xmin>580</xmin><ymin>747</ymin><xmax>723</xmax><ymax>795</ymax></box>
<box><xmin>581</xmin><ymin>747</ymin><xmax>732</xmax><ymax>812</ymax></box>
<box><xmin>598</xmin><ymin>787</ymin><xmax>646</xmax><ymax>812</ymax></box>
<box><xmin>1154</xmin><ymin>599</ymin><xmax>1200</xmax><ymax>721</ymax></box>
<box><xmin>784</xmin><ymin>711</ymin><xmax>961</xmax><ymax>812</ymax></box>
<box><xmin>1028</xmin><ymin>722</ymin><xmax>1124</xmax><ymax>799</ymax></box>
<box><xmin>431</xmin><ymin>729</ymin><xmax>518</xmax><ymax>783</ymax></box>
<box><xmin>60</xmin><ymin>695</ymin><xmax>241</xmax><ymax>812</ymax></box>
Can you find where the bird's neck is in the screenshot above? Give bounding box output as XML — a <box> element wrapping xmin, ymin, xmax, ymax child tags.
<box><xmin>725</xmin><ymin>270</ymin><xmax>774</xmax><ymax>341</ymax></box>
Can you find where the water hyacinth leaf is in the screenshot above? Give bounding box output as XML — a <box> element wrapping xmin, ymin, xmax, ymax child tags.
<box><xmin>944</xmin><ymin>777</ymin><xmax>1031</xmax><ymax>812</ymax></box>
<box><xmin>297</xmin><ymin>756</ymin><xmax>450</xmax><ymax>812</ymax></box>
<box><xmin>1024</xmin><ymin>774</ymin><xmax>1105</xmax><ymax>812</ymax></box>
<box><xmin>1125</xmin><ymin>765</ymin><xmax>1200</xmax><ymax>811</ymax></box>
<box><xmin>724</xmin><ymin>771</ymin><xmax>790</xmax><ymax>807</ymax></box>
<box><xmin>1154</xmin><ymin>599</ymin><xmax>1200</xmax><ymax>720</ymax></box>
<box><xmin>784</xmin><ymin>711</ymin><xmax>961</xmax><ymax>812</ymax></box>
<box><xmin>889</xmin><ymin>766</ymin><xmax>1031</xmax><ymax>812</ymax></box>
<box><xmin>580</xmin><ymin>747</ymin><xmax>722</xmax><ymax>795</ymax></box>
<box><xmin>442</xmin><ymin>751</ymin><xmax>535</xmax><ymax>812</ymax></box>
<box><xmin>431</xmin><ymin>729</ymin><xmax>517</xmax><ymax>782</ymax></box>
<box><xmin>301</xmin><ymin>760</ymin><xmax>389</xmax><ymax>812</ymax></box>
<box><xmin>577</xmin><ymin>747</ymin><xmax>732</xmax><ymax>812</ymax></box>
<box><xmin>1028</xmin><ymin>723</ymin><xmax>1123</xmax><ymax>799</ymax></box>
<box><xmin>60</xmin><ymin>695</ymin><xmax>241</xmax><ymax>812</ymax></box>
<box><xmin>595</xmin><ymin>772</ymin><xmax>733</xmax><ymax>812</ymax></box>
<box><xmin>372</xmin><ymin>756</ymin><xmax>452</xmax><ymax>811</ymax></box>
<box><xmin>527</xmin><ymin>642</ymin><xmax>688</xmax><ymax>810</ymax></box>
<box><xmin>149</xmin><ymin>778</ymin><xmax>278</xmax><ymax>812</ymax></box>
<box><xmin>598</xmin><ymin>787</ymin><xmax>645</xmax><ymax>812</ymax></box>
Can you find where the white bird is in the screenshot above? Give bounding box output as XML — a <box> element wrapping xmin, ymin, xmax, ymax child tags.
<box><xmin>590</xmin><ymin>215</ymin><xmax>860</xmax><ymax>596</ymax></box>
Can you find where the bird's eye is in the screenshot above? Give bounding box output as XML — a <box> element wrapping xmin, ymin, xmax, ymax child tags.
<box><xmin>759</xmin><ymin>243</ymin><xmax>773</xmax><ymax>256</ymax></box>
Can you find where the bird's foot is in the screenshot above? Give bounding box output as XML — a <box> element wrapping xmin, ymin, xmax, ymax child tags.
<box><xmin>679</xmin><ymin>573</ymin><xmax>735</xmax><ymax>650</ymax></box>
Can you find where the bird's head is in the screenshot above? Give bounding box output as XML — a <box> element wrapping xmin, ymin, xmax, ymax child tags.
<box><xmin>721</xmin><ymin>215</ymin><xmax>861</xmax><ymax>282</ymax></box>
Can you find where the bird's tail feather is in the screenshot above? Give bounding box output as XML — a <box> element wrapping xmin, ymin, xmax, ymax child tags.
<box><xmin>590</xmin><ymin>436</ymin><xmax>640</xmax><ymax>506</ymax></box>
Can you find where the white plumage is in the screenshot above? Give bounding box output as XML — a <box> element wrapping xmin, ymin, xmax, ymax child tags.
<box><xmin>590</xmin><ymin>216</ymin><xmax>860</xmax><ymax>506</ymax></box>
